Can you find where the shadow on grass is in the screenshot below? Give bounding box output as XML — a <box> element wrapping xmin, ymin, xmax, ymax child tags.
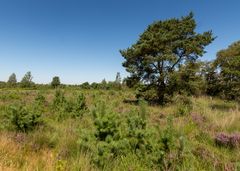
<box><xmin>123</xmin><ymin>99</ymin><xmax>162</xmax><ymax>106</ymax></box>
<box><xmin>210</xmin><ymin>102</ymin><xmax>236</xmax><ymax>111</ymax></box>
<box><xmin>123</xmin><ymin>99</ymin><xmax>139</xmax><ymax>105</ymax></box>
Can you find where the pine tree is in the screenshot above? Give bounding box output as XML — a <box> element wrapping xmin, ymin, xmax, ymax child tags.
<box><xmin>7</xmin><ymin>73</ymin><xmax>17</xmax><ymax>87</ymax></box>
<box><xmin>120</xmin><ymin>13</ymin><xmax>214</xmax><ymax>104</ymax></box>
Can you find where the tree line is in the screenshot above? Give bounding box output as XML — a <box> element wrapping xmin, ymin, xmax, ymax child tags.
<box><xmin>1</xmin><ymin>71</ymin><xmax>124</xmax><ymax>90</ymax></box>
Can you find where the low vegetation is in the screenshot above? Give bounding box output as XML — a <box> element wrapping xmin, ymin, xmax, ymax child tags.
<box><xmin>0</xmin><ymin>89</ymin><xmax>239</xmax><ymax>170</ymax></box>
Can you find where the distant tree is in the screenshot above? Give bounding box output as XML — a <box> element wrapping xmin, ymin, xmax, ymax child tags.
<box><xmin>100</xmin><ymin>79</ymin><xmax>107</xmax><ymax>89</ymax></box>
<box><xmin>7</xmin><ymin>73</ymin><xmax>17</xmax><ymax>87</ymax></box>
<box><xmin>120</xmin><ymin>13</ymin><xmax>214</xmax><ymax>104</ymax></box>
<box><xmin>81</xmin><ymin>82</ymin><xmax>90</xmax><ymax>89</ymax></box>
<box><xmin>115</xmin><ymin>72</ymin><xmax>121</xmax><ymax>84</ymax></box>
<box><xmin>0</xmin><ymin>81</ymin><xmax>6</xmax><ymax>88</ymax></box>
<box><xmin>114</xmin><ymin>72</ymin><xmax>122</xmax><ymax>90</ymax></box>
<box><xmin>21</xmin><ymin>71</ymin><xmax>34</xmax><ymax>88</ymax></box>
<box><xmin>51</xmin><ymin>76</ymin><xmax>61</xmax><ymax>88</ymax></box>
<box><xmin>213</xmin><ymin>41</ymin><xmax>240</xmax><ymax>100</ymax></box>
<box><xmin>91</xmin><ymin>82</ymin><xmax>99</xmax><ymax>89</ymax></box>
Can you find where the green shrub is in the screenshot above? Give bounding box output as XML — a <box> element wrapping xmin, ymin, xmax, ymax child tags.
<box><xmin>53</xmin><ymin>90</ymin><xmax>88</xmax><ymax>120</ymax></box>
<box><xmin>150</xmin><ymin>116</ymin><xmax>185</xmax><ymax>169</ymax></box>
<box><xmin>173</xmin><ymin>94</ymin><xmax>193</xmax><ymax>116</ymax></box>
<box><xmin>78</xmin><ymin>99</ymin><xmax>187</xmax><ymax>169</ymax></box>
<box><xmin>71</xmin><ymin>93</ymin><xmax>88</xmax><ymax>117</ymax></box>
<box><xmin>7</xmin><ymin>105</ymin><xmax>42</xmax><ymax>132</ymax></box>
<box><xmin>53</xmin><ymin>89</ymin><xmax>66</xmax><ymax>110</ymax></box>
<box><xmin>126</xmin><ymin>109</ymin><xmax>148</xmax><ymax>154</ymax></box>
<box><xmin>93</xmin><ymin>101</ymin><xmax>120</xmax><ymax>141</ymax></box>
<box><xmin>35</xmin><ymin>93</ymin><xmax>46</xmax><ymax>106</ymax></box>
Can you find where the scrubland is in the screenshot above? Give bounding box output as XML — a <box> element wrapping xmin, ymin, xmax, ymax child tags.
<box><xmin>0</xmin><ymin>88</ymin><xmax>239</xmax><ymax>171</ymax></box>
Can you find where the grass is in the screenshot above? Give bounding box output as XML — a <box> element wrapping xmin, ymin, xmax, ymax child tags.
<box><xmin>0</xmin><ymin>88</ymin><xmax>239</xmax><ymax>170</ymax></box>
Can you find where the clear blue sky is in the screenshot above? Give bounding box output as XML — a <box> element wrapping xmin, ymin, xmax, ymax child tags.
<box><xmin>0</xmin><ymin>0</ymin><xmax>239</xmax><ymax>84</ymax></box>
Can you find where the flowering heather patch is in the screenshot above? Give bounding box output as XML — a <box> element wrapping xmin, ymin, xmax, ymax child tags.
<box><xmin>215</xmin><ymin>133</ymin><xmax>240</xmax><ymax>148</ymax></box>
<box><xmin>191</xmin><ymin>113</ymin><xmax>206</xmax><ymax>126</ymax></box>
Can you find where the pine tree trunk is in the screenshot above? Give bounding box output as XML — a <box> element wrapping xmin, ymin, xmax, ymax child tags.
<box><xmin>157</xmin><ymin>81</ymin><xmax>166</xmax><ymax>105</ymax></box>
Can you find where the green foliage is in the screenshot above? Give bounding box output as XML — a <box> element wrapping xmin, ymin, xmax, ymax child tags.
<box><xmin>120</xmin><ymin>13</ymin><xmax>214</xmax><ymax>104</ymax></box>
<box><xmin>7</xmin><ymin>73</ymin><xmax>17</xmax><ymax>87</ymax></box>
<box><xmin>135</xmin><ymin>84</ymin><xmax>159</xmax><ymax>102</ymax></box>
<box><xmin>7</xmin><ymin>104</ymin><xmax>42</xmax><ymax>132</ymax></box>
<box><xmin>93</xmin><ymin>101</ymin><xmax>120</xmax><ymax>141</ymax></box>
<box><xmin>168</xmin><ymin>61</ymin><xmax>206</xmax><ymax>96</ymax></box>
<box><xmin>203</xmin><ymin>61</ymin><xmax>221</xmax><ymax>96</ymax></box>
<box><xmin>1</xmin><ymin>89</ymin><xmax>239</xmax><ymax>170</ymax></box>
<box><xmin>213</xmin><ymin>41</ymin><xmax>240</xmax><ymax>101</ymax></box>
<box><xmin>20</xmin><ymin>71</ymin><xmax>34</xmax><ymax>88</ymax></box>
<box><xmin>126</xmin><ymin>110</ymin><xmax>149</xmax><ymax>154</ymax></box>
<box><xmin>52</xmin><ymin>90</ymin><xmax>88</xmax><ymax>119</ymax></box>
<box><xmin>80</xmin><ymin>82</ymin><xmax>90</xmax><ymax>89</ymax></box>
<box><xmin>150</xmin><ymin>117</ymin><xmax>185</xmax><ymax>170</ymax></box>
<box><xmin>78</xmin><ymin>99</ymin><xmax>186</xmax><ymax>169</ymax></box>
<box><xmin>68</xmin><ymin>93</ymin><xmax>88</xmax><ymax>118</ymax></box>
<box><xmin>55</xmin><ymin>160</ymin><xmax>67</xmax><ymax>171</ymax></box>
<box><xmin>53</xmin><ymin>89</ymin><xmax>67</xmax><ymax>109</ymax></box>
<box><xmin>0</xmin><ymin>81</ymin><xmax>6</xmax><ymax>88</ymax></box>
<box><xmin>173</xmin><ymin>94</ymin><xmax>193</xmax><ymax>116</ymax></box>
<box><xmin>35</xmin><ymin>93</ymin><xmax>46</xmax><ymax>106</ymax></box>
<box><xmin>79</xmin><ymin>100</ymin><xmax>126</xmax><ymax>167</ymax></box>
<box><xmin>51</xmin><ymin>76</ymin><xmax>61</xmax><ymax>88</ymax></box>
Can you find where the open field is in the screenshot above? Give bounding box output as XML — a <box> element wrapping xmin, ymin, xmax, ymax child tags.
<box><xmin>0</xmin><ymin>88</ymin><xmax>239</xmax><ymax>171</ymax></box>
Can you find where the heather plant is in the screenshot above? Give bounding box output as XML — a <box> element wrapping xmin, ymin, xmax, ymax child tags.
<box><xmin>215</xmin><ymin>132</ymin><xmax>240</xmax><ymax>148</ymax></box>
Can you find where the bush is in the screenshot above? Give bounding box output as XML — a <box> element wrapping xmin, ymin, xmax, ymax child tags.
<box><xmin>92</xmin><ymin>100</ymin><xmax>120</xmax><ymax>141</ymax></box>
<box><xmin>7</xmin><ymin>105</ymin><xmax>42</xmax><ymax>132</ymax></box>
<box><xmin>78</xmin><ymin>99</ymin><xmax>186</xmax><ymax>169</ymax></box>
<box><xmin>53</xmin><ymin>89</ymin><xmax>66</xmax><ymax>110</ymax></box>
<box><xmin>78</xmin><ymin>101</ymin><xmax>121</xmax><ymax>167</ymax></box>
<box><xmin>72</xmin><ymin>93</ymin><xmax>88</xmax><ymax>117</ymax></box>
<box><xmin>126</xmin><ymin>100</ymin><xmax>149</xmax><ymax>154</ymax></box>
<box><xmin>150</xmin><ymin>116</ymin><xmax>185</xmax><ymax>170</ymax></box>
<box><xmin>53</xmin><ymin>90</ymin><xmax>88</xmax><ymax>120</ymax></box>
<box><xmin>35</xmin><ymin>93</ymin><xmax>46</xmax><ymax>105</ymax></box>
<box><xmin>173</xmin><ymin>94</ymin><xmax>193</xmax><ymax>116</ymax></box>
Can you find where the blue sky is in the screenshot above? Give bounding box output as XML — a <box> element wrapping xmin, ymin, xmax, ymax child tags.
<box><xmin>0</xmin><ymin>0</ymin><xmax>239</xmax><ymax>84</ymax></box>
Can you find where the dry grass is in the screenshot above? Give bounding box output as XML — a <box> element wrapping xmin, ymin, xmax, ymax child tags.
<box><xmin>0</xmin><ymin>89</ymin><xmax>239</xmax><ymax>170</ymax></box>
<box><xmin>0</xmin><ymin>132</ymin><xmax>55</xmax><ymax>171</ymax></box>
